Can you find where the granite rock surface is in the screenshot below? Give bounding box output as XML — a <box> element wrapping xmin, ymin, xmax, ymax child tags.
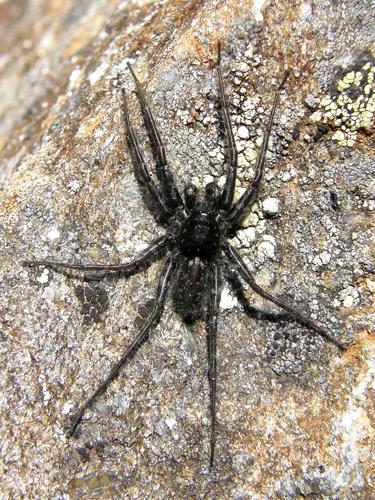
<box><xmin>0</xmin><ymin>0</ymin><xmax>374</xmax><ymax>497</ymax></box>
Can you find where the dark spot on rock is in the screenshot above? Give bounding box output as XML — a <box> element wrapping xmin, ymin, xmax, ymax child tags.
<box><xmin>330</xmin><ymin>191</ymin><xmax>339</xmax><ymax>211</ymax></box>
<box><xmin>74</xmin><ymin>283</ymin><xmax>109</xmax><ymax>325</ymax></box>
<box><xmin>314</xmin><ymin>123</ymin><xmax>330</xmax><ymax>142</ymax></box>
<box><xmin>77</xmin><ymin>447</ymin><xmax>90</xmax><ymax>462</ymax></box>
<box><xmin>292</xmin><ymin>125</ymin><xmax>300</xmax><ymax>140</ymax></box>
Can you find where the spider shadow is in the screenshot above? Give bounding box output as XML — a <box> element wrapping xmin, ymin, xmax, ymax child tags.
<box><xmin>52</xmin><ymin>268</ymin><xmax>120</xmax><ymax>285</ymax></box>
<box><xmin>225</xmin><ymin>269</ymin><xmax>316</xmax><ymax>331</ymax></box>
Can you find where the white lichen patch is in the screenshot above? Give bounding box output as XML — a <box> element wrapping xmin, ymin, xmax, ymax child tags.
<box><xmin>261</xmin><ymin>197</ymin><xmax>280</xmax><ymax>217</ymax></box>
<box><xmin>88</xmin><ymin>62</ymin><xmax>108</xmax><ymax>85</ymax></box>
<box><xmin>237</xmin><ymin>226</ymin><xmax>256</xmax><ymax>247</ymax></box>
<box><xmin>257</xmin><ymin>235</ymin><xmax>276</xmax><ymax>261</ymax></box>
<box><xmin>365</xmin><ymin>278</ymin><xmax>375</xmax><ymax>293</ymax></box>
<box><xmin>61</xmin><ymin>402</ymin><xmax>74</xmax><ymax>415</ymax></box>
<box><xmin>220</xmin><ymin>285</ymin><xmax>238</xmax><ymax>310</ymax></box>
<box><xmin>68</xmin><ymin>68</ymin><xmax>83</xmax><ymax>91</ymax></box>
<box><xmin>232</xmin><ymin>186</ymin><xmax>246</xmax><ymax>204</ymax></box>
<box><xmin>310</xmin><ymin>62</ymin><xmax>375</xmax><ymax>146</ymax></box>
<box><xmin>337</xmin><ymin>286</ymin><xmax>360</xmax><ymax>308</ymax></box>
<box><xmin>313</xmin><ymin>250</ymin><xmax>331</xmax><ymax>266</ymax></box>
<box><xmin>241</xmin><ymin>211</ymin><xmax>259</xmax><ymax>228</ymax></box>
<box><xmin>252</xmin><ymin>0</ymin><xmax>266</xmax><ymax>22</ymax></box>
<box><xmin>165</xmin><ymin>416</ymin><xmax>177</xmax><ymax>429</ymax></box>
<box><xmin>36</xmin><ymin>268</ymin><xmax>50</xmax><ymax>284</ymax></box>
<box><xmin>41</xmin><ymin>382</ymin><xmax>51</xmax><ymax>403</ymax></box>
<box><xmin>237</xmin><ymin>125</ymin><xmax>250</xmax><ymax>140</ymax></box>
<box><xmin>46</xmin><ymin>227</ymin><xmax>60</xmax><ymax>240</ymax></box>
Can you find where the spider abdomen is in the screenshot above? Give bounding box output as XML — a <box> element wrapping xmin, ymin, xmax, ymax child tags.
<box><xmin>178</xmin><ymin>211</ymin><xmax>220</xmax><ymax>259</ymax></box>
<box><xmin>172</xmin><ymin>256</ymin><xmax>208</xmax><ymax>323</ymax></box>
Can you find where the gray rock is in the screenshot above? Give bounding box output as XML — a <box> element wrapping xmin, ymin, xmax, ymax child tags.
<box><xmin>0</xmin><ymin>0</ymin><xmax>373</xmax><ymax>498</ymax></box>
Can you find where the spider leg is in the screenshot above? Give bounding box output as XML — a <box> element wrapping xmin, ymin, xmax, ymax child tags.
<box><xmin>127</xmin><ymin>63</ymin><xmax>183</xmax><ymax>210</ymax></box>
<box><xmin>223</xmin><ymin>242</ymin><xmax>346</xmax><ymax>350</ymax></box>
<box><xmin>68</xmin><ymin>251</ymin><xmax>178</xmax><ymax>437</ymax></box>
<box><xmin>217</xmin><ymin>42</ymin><xmax>238</xmax><ymax>211</ymax></box>
<box><xmin>226</xmin><ymin>71</ymin><xmax>289</xmax><ymax>225</ymax></box>
<box><xmin>122</xmin><ymin>88</ymin><xmax>173</xmax><ymax>222</ymax></box>
<box><xmin>225</xmin><ymin>268</ymin><xmax>289</xmax><ymax>322</ymax></box>
<box><xmin>23</xmin><ymin>234</ymin><xmax>170</xmax><ymax>276</ymax></box>
<box><xmin>206</xmin><ymin>260</ymin><xmax>221</xmax><ymax>467</ymax></box>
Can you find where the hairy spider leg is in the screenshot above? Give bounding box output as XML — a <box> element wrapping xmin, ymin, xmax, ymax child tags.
<box><xmin>23</xmin><ymin>235</ymin><xmax>170</xmax><ymax>274</ymax></box>
<box><xmin>225</xmin><ymin>268</ymin><xmax>292</xmax><ymax>323</ymax></box>
<box><xmin>223</xmin><ymin>242</ymin><xmax>346</xmax><ymax>350</ymax></box>
<box><xmin>206</xmin><ymin>260</ymin><xmax>221</xmax><ymax>467</ymax></box>
<box><xmin>217</xmin><ymin>42</ymin><xmax>238</xmax><ymax>211</ymax></box>
<box><xmin>122</xmin><ymin>88</ymin><xmax>173</xmax><ymax>222</ymax></box>
<box><xmin>226</xmin><ymin>71</ymin><xmax>290</xmax><ymax>225</ymax></box>
<box><xmin>127</xmin><ymin>63</ymin><xmax>184</xmax><ymax>210</ymax></box>
<box><xmin>68</xmin><ymin>251</ymin><xmax>179</xmax><ymax>437</ymax></box>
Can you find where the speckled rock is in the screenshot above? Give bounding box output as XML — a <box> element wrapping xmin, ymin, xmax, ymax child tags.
<box><xmin>0</xmin><ymin>0</ymin><xmax>374</xmax><ymax>498</ymax></box>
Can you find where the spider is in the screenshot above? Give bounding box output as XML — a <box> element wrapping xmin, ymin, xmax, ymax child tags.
<box><xmin>24</xmin><ymin>43</ymin><xmax>346</xmax><ymax>467</ymax></box>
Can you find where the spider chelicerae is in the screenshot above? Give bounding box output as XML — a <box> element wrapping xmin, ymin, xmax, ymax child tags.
<box><xmin>24</xmin><ymin>43</ymin><xmax>346</xmax><ymax>467</ymax></box>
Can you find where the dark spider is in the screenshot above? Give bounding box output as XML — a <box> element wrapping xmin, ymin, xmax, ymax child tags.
<box><xmin>24</xmin><ymin>43</ymin><xmax>346</xmax><ymax>467</ymax></box>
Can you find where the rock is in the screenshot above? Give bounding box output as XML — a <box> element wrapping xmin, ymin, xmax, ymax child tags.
<box><xmin>0</xmin><ymin>0</ymin><xmax>372</xmax><ymax>497</ymax></box>
<box><xmin>237</xmin><ymin>125</ymin><xmax>250</xmax><ymax>140</ymax></box>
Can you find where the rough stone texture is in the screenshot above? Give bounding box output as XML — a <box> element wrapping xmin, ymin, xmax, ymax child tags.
<box><xmin>1</xmin><ymin>0</ymin><xmax>374</xmax><ymax>498</ymax></box>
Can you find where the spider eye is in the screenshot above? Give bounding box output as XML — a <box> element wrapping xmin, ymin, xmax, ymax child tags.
<box><xmin>205</xmin><ymin>182</ymin><xmax>221</xmax><ymax>209</ymax></box>
<box><xmin>184</xmin><ymin>183</ymin><xmax>197</xmax><ymax>210</ymax></box>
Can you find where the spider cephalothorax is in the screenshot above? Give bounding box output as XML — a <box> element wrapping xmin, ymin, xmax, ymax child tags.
<box><xmin>178</xmin><ymin>184</ymin><xmax>223</xmax><ymax>258</ymax></box>
<box><xmin>24</xmin><ymin>43</ymin><xmax>346</xmax><ymax>467</ymax></box>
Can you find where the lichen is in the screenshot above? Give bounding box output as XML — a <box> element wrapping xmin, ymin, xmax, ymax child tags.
<box><xmin>310</xmin><ymin>62</ymin><xmax>375</xmax><ymax>146</ymax></box>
